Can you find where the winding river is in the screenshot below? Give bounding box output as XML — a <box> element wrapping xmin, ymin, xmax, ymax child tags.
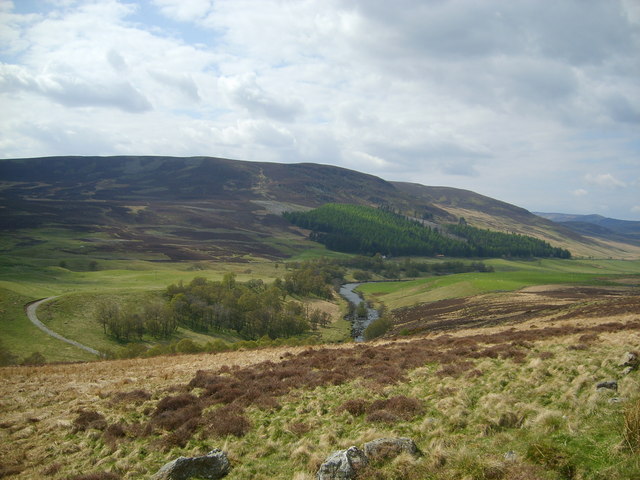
<box><xmin>339</xmin><ymin>283</ymin><xmax>379</xmax><ymax>342</ymax></box>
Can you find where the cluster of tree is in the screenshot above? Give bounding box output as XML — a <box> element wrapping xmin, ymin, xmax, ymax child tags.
<box><xmin>446</xmin><ymin>224</ymin><xmax>571</xmax><ymax>259</ymax></box>
<box><xmin>284</xmin><ymin>204</ymin><xmax>469</xmax><ymax>257</ymax></box>
<box><xmin>338</xmin><ymin>254</ymin><xmax>493</xmax><ymax>279</ymax></box>
<box><xmin>284</xmin><ymin>203</ymin><xmax>571</xmax><ymax>259</ymax></box>
<box><xmin>164</xmin><ymin>273</ymin><xmax>331</xmax><ymax>340</ymax></box>
<box><xmin>95</xmin><ymin>299</ymin><xmax>177</xmax><ymax>341</ymax></box>
<box><xmin>283</xmin><ymin>258</ymin><xmax>345</xmax><ymax>297</ymax></box>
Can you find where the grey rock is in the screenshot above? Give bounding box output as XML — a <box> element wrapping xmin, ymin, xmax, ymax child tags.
<box><xmin>609</xmin><ymin>397</ymin><xmax>625</xmax><ymax>404</ymax></box>
<box><xmin>363</xmin><ymin>437</ymin><xmax>420</xmax><ymax>461</ymax></box>
<box><xmin>503</xmin><ymin>451</ymin><xmax>518</xmax><ymax>462</ymax></box>
<box><xmin>620</xmin><ymin>352</ymin><xmax>639</xmax><ymax>369</ymax></box>
<box><xmin>151</xmin><ymin>449</ymin><xmax>230</xmax><ymax>480</ymax></box>
<box><xmin>317</xmin><ymin>446</ymin><xmax>368</xmax><ymax>480</ymax></box>
<box><xmin>596</xmin><ymin>380</ymin><xmax>618</xmax><ymax>391</ymax></box>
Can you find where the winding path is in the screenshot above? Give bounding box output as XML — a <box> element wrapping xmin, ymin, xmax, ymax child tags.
<box><xmin>26</xmin><ymin>297</ymin><xmax>101</xmax><ymax>357</ymax></box>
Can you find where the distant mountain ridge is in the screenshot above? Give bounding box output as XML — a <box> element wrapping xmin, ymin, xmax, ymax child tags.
<box><xmin>1</xmin><ymin>156</ymin><xmax>638</xmax><ymax>260</ymax></box>
<box><xmin>535</xmin><ymin>212</ymin><xmax>640</xmax><ymax>246</ymax></box>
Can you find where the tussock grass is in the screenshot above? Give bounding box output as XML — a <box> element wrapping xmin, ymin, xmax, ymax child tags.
<box><xmin>4</xmin><ymin>308</ymin><xmax>640</xmax><ymax>478</ymax></box>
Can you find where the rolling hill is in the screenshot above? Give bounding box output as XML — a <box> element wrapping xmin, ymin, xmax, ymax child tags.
<box><xmin>1</xmin><ymin>156</ymin><xmax>638</xmax><ymax>260</ymax></box>
<box><xmin>536</xmin><ymin>212</ymin><xmax>640</xmax><ymax>246</ymax></box>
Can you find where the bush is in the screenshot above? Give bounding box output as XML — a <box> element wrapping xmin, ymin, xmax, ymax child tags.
<box><xmin>363</xmin><ymin>316</ymin><xmax>393</xmax><ymax>340</ymax></box>
<box><xmin>175</xmin><ymin>338</ymin><xmax>202</xmax><ymax>354</ymax></box>
<box><xmin>21</xmin><ymin>351</ymin><xmax>46</xmax><ymax>365</ymax></box>
<box><xmin>206</xmin><ymin>406</ymin><xmax>251</xmax><ymax>437</ymax></box>
<box><xmin>72</xmin><ymin>410</ymin><xmax>107</xmax><ymax>432</ymax></box>
<box><xmin>339</xmin><ymin>398</ymin><xmax>369</xmax><ymax>416</ymax></box>
<box><xmin>117</xmin><ymin>343</ymin><xmax>148</xmax><ymax>359</ymax></box>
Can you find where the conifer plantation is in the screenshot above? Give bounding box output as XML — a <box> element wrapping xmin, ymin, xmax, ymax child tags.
<box><xmin>284</xmin><ymin>204</ymin><xmax>571</xmax><ymax>258</ymax></box>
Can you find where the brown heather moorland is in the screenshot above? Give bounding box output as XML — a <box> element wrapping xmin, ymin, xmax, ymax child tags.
<box><xmin>2</xmin><ymin>285</ymin><xmax>640</xmax><ymax>479</ymax></box>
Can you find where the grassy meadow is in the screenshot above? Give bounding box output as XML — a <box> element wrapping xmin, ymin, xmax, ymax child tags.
<box><xmin>357</xmin><ymin>258</ymin><xmax>640</xmax><ymax>310</ymax></box>
<box><xmin>2</xmin><ymin>225</ymin><xmax>639</xmax><ymax>365</ymax></box>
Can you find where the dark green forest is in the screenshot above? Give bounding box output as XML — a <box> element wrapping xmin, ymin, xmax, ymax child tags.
<box><xmin>284</xmin><ymin>204</ymin><xmax>570</xmax><ymax>259</ymax></box>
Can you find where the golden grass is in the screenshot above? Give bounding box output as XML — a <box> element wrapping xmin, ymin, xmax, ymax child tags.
<box><xmin>3</xmin><ymin>295</ymin><xmax>640</xmax><ymax>478</ymax></box>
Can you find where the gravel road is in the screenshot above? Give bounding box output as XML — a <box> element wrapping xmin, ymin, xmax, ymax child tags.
<box><xmin>26</xmin><ymin>297</ymin><xmax>101</xmax><ymax>357</ymax></box>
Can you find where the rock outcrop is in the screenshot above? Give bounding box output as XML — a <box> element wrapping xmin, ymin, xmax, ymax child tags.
<box><xmin>596</xmin><ymin>380</ymin><xmax>618</xmax><ymax>391</ymax></box>
<box><xmin>316</xmin><ymin>446</ymin><xmax>368</xmax><ymax>480</ymax></box>
<box><xmin>151</xmin><ymin>449</ymin><xmax>230</xmax><ymax>480</ymax></box>
<box><xmin>363</xmin><ymin>437</ymin><xmax>420</xmax><ymax>462</ymax></box>
<box><xmin>317</xmin><ymin>437</ymin><xmax>421</xmax><ymax>479</ymax></box>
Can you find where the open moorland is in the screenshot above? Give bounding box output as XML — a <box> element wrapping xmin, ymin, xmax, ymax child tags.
<box><xmin>2</xmin><ymin>284</ymin><xmax>640</xmax><ymax>479</ymax></box>
<box><xmin>2</xmin><ymin>156</ymin><xmax>640</xmax><ymax>479</ymax></box>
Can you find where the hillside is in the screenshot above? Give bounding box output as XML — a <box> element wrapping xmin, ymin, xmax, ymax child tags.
<box><xmin>2</xmin><ymin>156</ymin><xmax>637</xmax><ymax>261</ymax></box>
<box><xmin>2</xmin><ymin>288</ymin><xmax>640</xmax><ymax>479</ymax></box>
<box><xmin>393</xmin><ymin>183</ymin><xmax>640</xmax><ymax>259</ymax></box>
<box><xmin>284</xmin><ymin>203</ymin><xmax>570</xmax><ymax>258</ymax></box>
<box><xmin>536</xmin><ymin>213</ymin><xmax>640</xmax><ymax>246</ymax></box>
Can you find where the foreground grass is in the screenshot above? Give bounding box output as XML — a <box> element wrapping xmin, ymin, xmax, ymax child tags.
<box><xmin>2</xmin><ymin>311</ymin><xmax>640</xmax><ymax>479</ymax></box>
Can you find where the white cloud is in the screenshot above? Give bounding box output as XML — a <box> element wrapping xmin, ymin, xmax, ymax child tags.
<box><xmin>572</xmin><ymin>189</ymin><xmax>588</xmax><ymax>197</ymax></box>
<box><xmin>632</xmin><ymin>206</ymin><xmax>640</xmax><ymax>214</ymax></box>
<box><xmin>584</xmin><ymin>173</ymin><xmax>627</xmax><ymax>189</ymax></box>
<box><xmin>0</xmin><ymin>0</ymin><xmax>639</xmax><ymax>219</ymax></box>
<box><xmin>152</xmin><ymin>0</ymin><xmax>214</xmax><ymax>23</ymax></box>
<box><xmin>219</xmin><ymin>73</ymin><xmax>303</xmax><ymax>122</ymax></box>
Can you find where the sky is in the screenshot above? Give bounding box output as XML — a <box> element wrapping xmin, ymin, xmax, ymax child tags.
<box><xmin>1</xmin><ymin>0</ymin><xmax>639</xmax><ymax>220</ymax></box>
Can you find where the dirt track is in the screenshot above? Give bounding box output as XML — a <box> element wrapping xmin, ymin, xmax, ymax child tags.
<box><xmin>25</xmin><ymin>297</ymin><xmax>101</xmax><ymax>357</ymax></box>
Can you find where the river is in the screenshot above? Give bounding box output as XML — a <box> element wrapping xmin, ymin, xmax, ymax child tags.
<box><xmin>339</xmin><ymin>283</ymin><xmax>379</xmax><ymax>342</ymax></box>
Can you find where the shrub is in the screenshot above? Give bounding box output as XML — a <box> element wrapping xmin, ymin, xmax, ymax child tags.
<box><xmin>72</xmin><ymin>410</ymin><xmax>107</xmax><ymax>432</ymax></box>
<box><xmin>363</xmin><ymin>316</ymin><xmax>393</xmax><ymax>340</ymax></box>
<box><xmin>366</xmin><ymin>410</ymin><xmax>401</xmax><ymax>424</ymax></box>
<box><xmin>21</xmin><ymin>351</ymin><xmax>46</xmax><ymax>365</ymax></box>
<box><xmin>117</xmin><ymin>343</ymin><xmax>148</xmax><ymax>359</ymax></box>
<box><xmin>102</xmin><ymin>423</ymin><xmax>127</xmax><ymax>446</ymax></box>
<box><xmin>153</xmin><ymin>394</ymin><xmax>199</xmax><ymax>415</ymax></box>
<box><xmin>207</xmin><ymin>406</ymin><xmax>251</xmax><ymax>437</ymax></box>
<box><xmin>366</xmin><ymin>395</ymin><xmax>423</xmax><ymax>423</ymax></box>
<box><xmin>339</xmin><ymin>398</ymin><xmax>369</xmax><ymax>416</ymax></box>
<box><xmin>175</xmin><ymin>338</ymin><xmax>202</xmax><ymax>354</ymax></box>
<box><xmin>287</xmin><ymin>422</ymin><xmax>311</xmax><ymax>436</ymax></box>
<box><xmin>152</xmin><ymin>404</ymin><xmax>202</xmax><ymax>432</ymax></box>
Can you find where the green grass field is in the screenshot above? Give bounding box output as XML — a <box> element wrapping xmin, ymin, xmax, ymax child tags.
<box><xmin>2</xmin><ymin>225</ymin><xmax>639</xmax><ymax>365</ymax></box>
<box><xmin>357</xmin><ymin>258</ymin><xmax>640</xmax><ymax>309</ymax></box>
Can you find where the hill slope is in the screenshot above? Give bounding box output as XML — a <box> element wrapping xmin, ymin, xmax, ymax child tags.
<box><xmin>393</xmin><ymin>183</ymin><xmax>640</xmax><ymax>259</ymax></box>
<box><xmin>536</xmin><ymin>212</ymin><xmax>640</xmax><ymax>246</ymax></box>
<box><xmin>1</xmin><ymin>156</ymin><xmax>638</xmax><ymax>260</ymax></box>
<box><xmin>2</xmin><ymin>289</ymin><xmax>640</xmax><ymax>479</ymax></box>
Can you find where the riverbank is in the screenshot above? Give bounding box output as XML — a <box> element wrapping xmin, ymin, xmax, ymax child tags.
<box><xmin>339</xmin><ymin>283</ymin><xmax>379</xmax><ymax>341</ymax></box>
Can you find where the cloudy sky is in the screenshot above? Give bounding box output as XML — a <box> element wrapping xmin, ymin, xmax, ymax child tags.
<box><xmin>1</xmin><ymin>0</ymin><xmax>639</xmax><ymax>219</ymax></box>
